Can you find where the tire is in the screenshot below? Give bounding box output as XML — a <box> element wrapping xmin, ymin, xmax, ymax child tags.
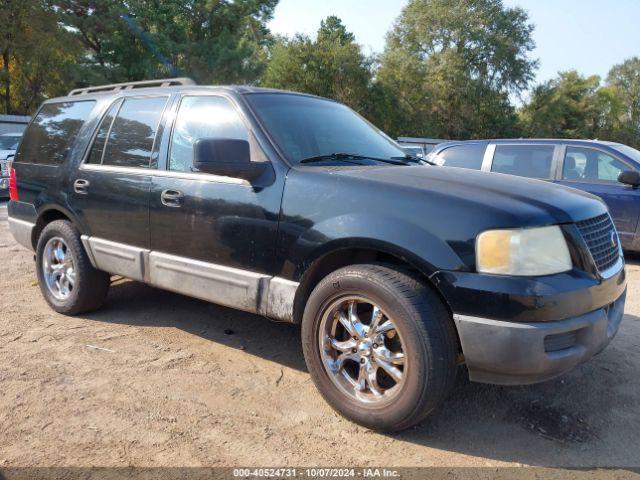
<box><xmin>35</xmin><ymin>220</ymin><xmax>110</xmax><ymax>315</ymax></box>
<box><xmin>301</xmin><ymin>264</ymin><xmax>458</xmax><ymax>431</ymax></box>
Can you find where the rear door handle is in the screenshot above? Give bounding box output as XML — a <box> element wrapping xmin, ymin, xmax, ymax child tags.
<box><xmin>161</xmin><ymin>189</ymin><xmax>184</xmax><ymax>207</ymax></box>
<box><xmin>74</xmin><ymin>179</ymin><xmax>90</xmax><ymax>194</ymax></box>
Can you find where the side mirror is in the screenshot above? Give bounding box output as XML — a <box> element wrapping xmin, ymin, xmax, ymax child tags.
<box><xmin>618</xmin><ymin>170</ymin><xmax>640</xmax><ymax>187</ymax></box>
<box><xmin>193</xmin><ymin>138</ymin><xmax>267</xmax><ymax>181</ymax></box>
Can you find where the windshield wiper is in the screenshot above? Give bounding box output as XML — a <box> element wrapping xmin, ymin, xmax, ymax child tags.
<box><xmin>392</xmin><ymin>154</ymin><xmax>436</xmax><ymax>166</ymax></box>
<box><xmin>300</xmin><ymin>153</ymin><xmax>409</xmax><ymax>166</ymax></box>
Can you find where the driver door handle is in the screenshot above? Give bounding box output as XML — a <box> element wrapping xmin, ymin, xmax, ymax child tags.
<box><xmin>161</xmin><ymin>189</ymin><xmax>184</xmax><ymax>207</ymax></box>
<box><xmin>74</xmin><ymin>178</ymin><xmax>90</xmax><ymax>194</ymax></box>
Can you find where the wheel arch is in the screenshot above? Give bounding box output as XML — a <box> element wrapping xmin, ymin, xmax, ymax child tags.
<box><xmin>291</xmin><ymin>239</ymin><xmax>453</xmax><ymax>325</ymax></box>
<box><xmin>32</xmin><ymin>205</ymin><xmax>81</xmax><ymax>250</ymax></box>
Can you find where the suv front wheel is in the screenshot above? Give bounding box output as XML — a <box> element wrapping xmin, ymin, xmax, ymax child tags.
<box><xmin>35</xmin><ymin>220</ymin><xmax>111</xmax><ymax>315</ymax></box>
<box><xmin>302</xmin><ymin>264</ymin><xmax>458</xmax><ymax>431</ymax></box>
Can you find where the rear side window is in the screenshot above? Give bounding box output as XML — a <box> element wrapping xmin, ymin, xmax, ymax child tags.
<box><xmin>436</xmin><ymin>144</ymin><xmax>485</xmax><ymax>169</ymax></box>
<box><xmin>491</xmin><ymin>145</ymin><xmax>555</xmax><ymax>179</ymax></box>
<box><xmin>87</xmin><ymin>96</ymin><xmax>167</xmax><ymax>168</ymax></box>
<box><xmin>16</xmin><ymin>101</ymin><xmax>95</xmax><ymax>165</ymax></box>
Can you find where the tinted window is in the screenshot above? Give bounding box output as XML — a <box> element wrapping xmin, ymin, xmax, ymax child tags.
<box><xmin>170</xmin><ymin>96</ymin><xmax>248</xmax><ymax>172</ymax></box>
<box><xmin>101</xmin><ymin>96</ymin><xmax>167</xmax><ymax>168</ymax></box>
<box><xmin>246</xmin><ymin>93</ymin><xmax>406</xmax><ymax>164</ymax></box>
<box><xmin>491</xmin><ymin>145</ymin><xmax>555</xmax><ymax>179</ymax></box>
<box><xmin>16</xmin><ymin>101</ymin><xmax>95</xmax><ymax>165</ymax></box>
<box><xmin>86</xmin><ymin>99</ymin><xmax>123</xmax><ymax>165</ymax></box>
<box><xmin>436</xmin><ymin>144</ymin><xmax>485</xmax><ymax>169</ymax></box>
<box><xmin>562</xmin><ymin>146</ymin><xmax>629</xmax><ymax>183</ymax></box>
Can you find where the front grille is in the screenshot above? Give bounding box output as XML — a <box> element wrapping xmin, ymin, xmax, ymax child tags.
<box><xmin>576</xmin><ymin>213</ymin><xmax>620</xmax><ymax>273</ymax></box>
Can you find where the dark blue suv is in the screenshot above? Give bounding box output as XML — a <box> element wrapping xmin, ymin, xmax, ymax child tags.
<box><xmin>428</xmin><ymin>139</ymin><xmax>640</xmax><ymax>252</ymax></box>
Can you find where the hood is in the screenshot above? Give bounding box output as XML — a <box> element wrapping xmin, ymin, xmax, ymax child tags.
<box><xmin>332</xmin><ymin>164</ymin><xmax>607</xmax><ymax>227</ymax></box>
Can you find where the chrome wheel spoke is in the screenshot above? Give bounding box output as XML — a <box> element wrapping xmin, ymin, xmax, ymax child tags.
<box><xmin>373</xmin><ymin>346</ymin><xmax>405</xmax><ymax>365</ymax></box>
<box><xmin>369</xmin><ymin>306</ymin><xmax>384</xmax><ymax>336</ymax></box>
<box><xmin>375</xmin><ymin>319</ymin><xmax>395</xmax><ymax>335</ymax></box>
<box><xmin>366</xmin><ymin>361</ymin><xmax>383</xmax><ymax>396</ymax></box>
<box><xmin>376</xmin><ymin>358</ymin><xmax>403</xmax><ymax>384</ymax></box>
<box><xmin>334</xmin><ymin>352</ymin><xmax>359</xmax><ymax>372</ymax></box>
<box><xmin>329</xmin><ymin>337</ymin><xmax>357</xmax><ymax>353</ymax></box>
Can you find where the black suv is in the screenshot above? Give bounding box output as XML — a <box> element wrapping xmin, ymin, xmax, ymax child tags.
<box><xmin>7</xmin><ymin>78</ymin><xmax>627</xmax><ymax>431</ymax></box>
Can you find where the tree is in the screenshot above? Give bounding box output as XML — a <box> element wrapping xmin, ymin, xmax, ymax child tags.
<box><xmin>605</xmin><ymin>57</ymin><xmax>640</xmax><ymax>146</ymax></box>
<box><xmin>519</xmin><ymin>71</ymin><xmax>604</xmax><ymax>139</ymax></box>
<box><xmin>262</xmin><ymin>16</ymin><xmax>373</xmax><ymax>112</ymax></box>
<box><xmin>51</xmin><ymin>0</ymin><xmax>278</xmax><ymax>86</ymax></box>
<box><xmin>376</xmin><ymin>0</ymin><xmax>536</xmax><ymax>139</ymax></box>
<box><xmin>0</xmin><ymin>0</ymin><xmax>78</xmax><ymax>114</ymax></box>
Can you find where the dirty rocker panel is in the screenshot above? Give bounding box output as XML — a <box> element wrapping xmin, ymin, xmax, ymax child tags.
<box><xmin>80</xmin><ymin>235</ymin><xmax>299</xmax><ymax>322</ymax></box>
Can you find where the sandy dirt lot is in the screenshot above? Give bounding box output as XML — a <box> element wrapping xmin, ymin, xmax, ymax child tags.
<box><xmin>1</xmin><ymin>199</ymin><xmax>639</xmax><ymax>468</ymax></box>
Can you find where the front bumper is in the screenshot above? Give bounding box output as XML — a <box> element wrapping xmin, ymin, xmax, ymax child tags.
<box><xmin>454</xmin><ymin>288</ymin><xmax>626</xmax><ymax>385</ymax></box>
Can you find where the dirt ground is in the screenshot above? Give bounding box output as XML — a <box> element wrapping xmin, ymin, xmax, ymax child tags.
<box><xmin>1</xmin><ymin>199</ymin><xmax>639</xmax><ymax>468</ymax></box>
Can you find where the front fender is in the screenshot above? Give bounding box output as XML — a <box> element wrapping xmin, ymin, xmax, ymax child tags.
<box><xmin>281</xmin><ymin>213</ymin><xmax>468</xmax><ymax>280</ymax></box>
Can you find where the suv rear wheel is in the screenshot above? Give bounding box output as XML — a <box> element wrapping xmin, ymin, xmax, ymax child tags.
<box><xmin>35</xmin><ymin>220</ymin><xmax>110</xmax><ymax>315</ymax></box>
<box><xmin>302</xmin><ymin>264</ymin><xmax>458</xmax><ymax>431</ymax></box>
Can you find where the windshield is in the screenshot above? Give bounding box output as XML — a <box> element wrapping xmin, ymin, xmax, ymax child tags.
<box><xmin>0</xmin><ymin>135</ymin><xmax>20</xmax><ymax>150</ymax></box>
<box><xmin>245</xmin><ymin>93</ymin><xmax>407</xmax><ymax>164</ymax></box>
<box><xmin>611</xmin><ymin>144</ymin><xmax>640</xmax><ymax>164</ymax></box>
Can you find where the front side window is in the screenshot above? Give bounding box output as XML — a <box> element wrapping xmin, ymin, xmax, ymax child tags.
<box><xmin>16</xmin><ymin>101</ymin><xmax>95</xmax><ymax>165</ymax></box>
<box><xmin>491</xmin><ymin>145</ymin><xmax>555</xmax><ymax>179</ymax></box>
<box><xmin>245</xmin><ymin>93</ymin><xmax>407</xmax><ymax>164</ymax></box>
<box><xmin>562</xmin><ymin>146</ymin><xmax>630</xmax><ymax>183</ymax></box>
<box><xmin>436</xmin><ymin>143</ymin><xmax>485</xmax><ymax>169</ymax></box>
<box><xmin>88</xmin><ymin>96</ymin><xmax>167</xmax><ymax>169</ymax></box>
<box><xmin>169</xmin><ymin>96</ymin><xmax>248</xmax><ymax>172</ymax></box>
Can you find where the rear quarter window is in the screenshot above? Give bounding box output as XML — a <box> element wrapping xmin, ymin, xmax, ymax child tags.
<box><xmin>15</xmin><ymin>101</ymin><xmax>96</xmax><ymax>165</ymax></box>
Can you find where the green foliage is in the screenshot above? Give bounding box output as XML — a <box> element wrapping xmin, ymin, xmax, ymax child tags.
<box><xmin>376</xmin><ymin>0</ymin><xmax>535</xmax><ymax>138</ymax></box>
<box><xmin>0</xmin><ymin>0</ymin><xmax>639</xmax><ymax>151</ymax></box>
<box><xmin>262</xmin><ymin>16</ymin><xmax>372</xmax><ymax>112</ymax></box>
<box><xmin>519</xmin><ymin>71</ymin><xmax>603</xmax><ymax>138</ymax></box>
<box><xmin>520</xmin><ymin>63</ymin><xmax>640</xmax><ymax>149</ymax></box>
<box><xmin>1</xmin><ymin>0</ymin><xmax>78</xmax><ymax>114</ymax></box>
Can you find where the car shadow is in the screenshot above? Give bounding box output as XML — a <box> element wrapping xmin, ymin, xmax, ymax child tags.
<box><xmin>83</xmin><ymin>279</ymin><xmax>640</xmax><ymax>467</ymax></box>
<box><xmin>82</xmin><ymin>278</ymin><xmax>307</xmax><ymax>372</ymax></box>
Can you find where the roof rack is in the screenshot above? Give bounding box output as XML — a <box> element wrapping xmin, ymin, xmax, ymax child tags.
<box><xmin>68</xmin><ymin>77</ymin><xmax>196</xmax><ymax>96</ymax></box>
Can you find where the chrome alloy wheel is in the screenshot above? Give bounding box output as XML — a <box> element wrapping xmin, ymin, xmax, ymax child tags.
<box><xmin>42</xmin><ymin>236</ymin><xmax>76</xmax><ymax>300</ymax></box>
<box><xmin>319</xmin><ymin>296</ymin><xmax>407</xmax><ymax>404</ymax></box>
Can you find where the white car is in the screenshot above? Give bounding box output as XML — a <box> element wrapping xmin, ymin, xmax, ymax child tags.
<box><xmin>0</xmin><ymin>133</ymin><xmax>22</xmax><ymax>197</ymax></box>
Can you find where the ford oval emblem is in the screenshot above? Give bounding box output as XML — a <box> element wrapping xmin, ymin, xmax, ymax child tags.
<box><xmin>611</xmin><ymin>231</ymin><xmax>618</xmax><ymax>249</ymax></box>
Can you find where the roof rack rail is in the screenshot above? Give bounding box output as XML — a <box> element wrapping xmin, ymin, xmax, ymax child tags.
<box><xmin>68</xmin><ymin>77</ymin><xmax>196</xmax><ymax>96</ymax></box>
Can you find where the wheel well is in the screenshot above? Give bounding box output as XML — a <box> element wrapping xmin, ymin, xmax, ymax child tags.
<box><xmin>32</xmin><ymin>210</ymin><xmax>72</xmax><ymax>249</ymax></box>
<box><xmin>292</xmin><ymin>247</ymin><xmax>451</xmax><ymax>324</ymax></box>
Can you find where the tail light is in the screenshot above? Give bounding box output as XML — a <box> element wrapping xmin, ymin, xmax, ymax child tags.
<box><xmin>9</xmin><ymin>166</ymin><xmax>18</xmax><ymax>201</ymax></box>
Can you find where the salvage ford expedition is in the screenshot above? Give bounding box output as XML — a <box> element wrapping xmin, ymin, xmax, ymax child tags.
<box><xmin>7</xmin><ymin>78</ymin><xmax>627</xmax><ymax>431</ymax></box>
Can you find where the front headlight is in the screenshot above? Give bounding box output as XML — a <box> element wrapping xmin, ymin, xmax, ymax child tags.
<box><xmin>476</xmin><ymin>225</ymin><xmax>572</xmax><ymax>276</ymax></box>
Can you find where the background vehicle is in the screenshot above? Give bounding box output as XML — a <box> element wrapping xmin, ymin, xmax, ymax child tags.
<box><xmin>7</xmin><ymin>80</ymin><xmax>626</xmax><ymax>431</ymax></box>
<box><xmin>428</xmin><ymin>139</ymin><xmax>640</xmax><ymax>252</ymax></box>
<box><xmin>0</xmin><ymin>133</ymin><xmax>22</xmax><ymax>198</ymax></box>
<box><xmin>397</xmin><ymin>136</ymin><xmax>446</xmax><ymax>158</ymax></box>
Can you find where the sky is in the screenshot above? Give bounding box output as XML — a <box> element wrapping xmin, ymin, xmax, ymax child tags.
<box><xmin>268</xmin><ymin>0</ymin><xmax>640</xmax><ymax>88</ymax></box>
